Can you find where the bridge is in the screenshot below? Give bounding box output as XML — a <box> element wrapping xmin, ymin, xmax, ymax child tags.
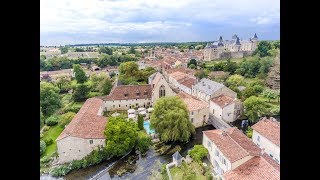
<box><xmin>208</xmin><ymin>114</ymin><xmax>232</xmax><ymax>129</ymax></box>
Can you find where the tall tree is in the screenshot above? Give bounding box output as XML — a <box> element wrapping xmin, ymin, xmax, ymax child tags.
<box><xmin>104</xmin><ymin>116</ymin><xmax>138</xmax><ymax>157</ymax></box>
<box><xmin>253</xmin><ymin>41</ymin><xmax>272</xmax><ymax>57</ymax></box>
<box><xmin>187</xmin><ymin>59</ymin><xmax>197</xmax><ymax>68</ymax></box>
<box><xmin>262</xmin><ymin>88</ymin><xmax>278</xmax><ymax>102</ymax></box>
<box><xmin>226</xmin><ymin>74</ymin><xmax>244</xmax><ymax>87</ymax></box>
<box><xmin>73</xmin><ymin>64</ymin><xmax>87</xmax><ymax>83</ymax></box>
<box><xmin>243</xmin><ymin>96</ymin><xmax>269</xmax><ymax>122</ymax></box>
<box><xmin>73</xmin><ymin>83</ymin><xmax>90</xmax><ymax>102</ymax></box>
<box><xmin>137</xmin><ymin>114</ymin><xmax>144</xmax><ymax>130</ymax></box>
<box><xmin>40</xmin><ymin>82</ymin><xmax>61</xmax><ymax>116</ymax></box>
<box><xmin>150</xmin><ymin>96</ymin><xmax>195</xmax><ymax>142</ymax></box>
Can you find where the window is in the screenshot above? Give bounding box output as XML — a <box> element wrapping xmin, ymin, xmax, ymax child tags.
<box><xmin>257</xmin><ymin>136</ymin><xmax>260</xmax><ymax>142</ymax></box>
<box><xmin>113</xmin><ymin>105</ymin><xmax>115</xmax><ymax>108</ymax></box>
<box><xmin>79</xmin><ymin>150</ymin><xmax>81</xmax><ymax>152</ymax></box>
<box><xmin>89</xmin><ymin>140</ymin><xmax>93</xmax><ymax>144</ymax></box>
<box><xmin>191</xmin><ymin>112</ymin><xmax>194</xmax><ymax>115</ymax></box>
<box><xmin>212</xmin><ymin>109</ymin><xmax>215</xmax><ymax>114</ymax></box>
<box><xmin>207</xmin><ymin>140</ymin><xmax>211</xmax><ymax>148</ymax></box>
<box><xmin>191</xmin><ymin>118</ymin><xmax>194</xmax><ymax>123</ymax></box>
<box><xmin>119</xmin><ymin>104</ymin><xmax>120</xmax><ymax>107</ymax></box>
<box><xmin>222</xmin><ymin>158</ymin><xmax>226</xmax><ymax>165</ymax></box>
<box><xmin>159</xmin><ymin>85</ymin><xmax>166</xmax><ymax>98</ymax></box>
<box><xmin>215</xmin><ymin>149</ymin><xmax>219</xmax><ymax>157</ymax></box>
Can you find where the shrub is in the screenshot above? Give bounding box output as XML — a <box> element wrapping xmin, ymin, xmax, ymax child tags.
<box><xmin>50</xmin><ymin>165</ymin><xmax>71</xmax><ymax>177</ymax></box>
<box><xmin>246</xmin><ymin>126</ymin><xmax>253</xmax><ymax>138</ymax></box>
<box><xmin>40</xmin><ymin>140</ymin><xmax>46</xmax><ymax>156</ymax></box>
<box><xmin>59</xmin><ymin>112</ymin><xmax>76</xmax><ymax>128</ymax></box>
<box><xmin>88</xmin><ymin>91</ymin><xmax>102</xmax><ymax>98</ymax></box>
<box><xmin>188</xmin><ymin>145</ymin><xmax>208</xmax><ymax>163</ymax></box>
<box><xmin>64</xmin><ymin>103</ymin><xmax>82</xmax><ymax>113</ymax></box>
<box><xmin>136</xmin><ymin>135</ymin><xmax>152</xmax><ymax>154</ymax></box>
<box><xmin>44</xmin><ymin>138</ymin><xmax>53</xmax><ymax>146</ymax></box>
<box><xmin>46</xmin><ymin>115</ymin><xmax>59</xmax><ymax>126</ymax></box>
<box><xmin>40</xmin><ymin>133</ymin><xmax>44</xmax><ymax>139</ymax></box>
<box><xmin>42</xmin><ymin>126</ymin><xmax>50</xmax><ymax>132</ymax></box>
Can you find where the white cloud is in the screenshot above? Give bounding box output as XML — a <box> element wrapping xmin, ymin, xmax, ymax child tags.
<box><xmin>40</xmin><ymin>0</ymin><xmax>280</xmax><ymax>44</ymax></box>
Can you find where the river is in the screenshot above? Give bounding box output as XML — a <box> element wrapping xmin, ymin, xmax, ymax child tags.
<box><xmin>41</xmin><ymin>125</ymin><xmax>215</xmax><ymax>180</ymax></box>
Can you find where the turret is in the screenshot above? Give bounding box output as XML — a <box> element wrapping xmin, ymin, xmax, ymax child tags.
<box><xmin>252</xmin><ymin>33</ymin><xmax>258</xmax><ymax>41</ymax></box>
<box><xmin>218</xmin><ymin>36</ymin><xmax>224</xmax><ymax>47</ymax></box>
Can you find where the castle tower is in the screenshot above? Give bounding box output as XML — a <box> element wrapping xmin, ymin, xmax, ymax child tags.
<box><xmin>235</xmin><ymin>37</ymin><xmax>241</xmax><ymax>51</ymax></box>
<box><xmin>252</xmin><ymin>33</ymin><xmax>258</xmax><ymax>41</ymax></box>
<box><xmin>251</xmin><ymin>33</ymin><xmax>258</xmax><ymax>51</ymax></box>
<box><xmin>217</xmin><ymin>36</ymin><xmax>224</xmax><ymax>57</ymax></box>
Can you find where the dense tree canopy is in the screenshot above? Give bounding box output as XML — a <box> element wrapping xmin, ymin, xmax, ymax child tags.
<box><xmin>226</xmin><ymin>75</ymin><xmax>245</xmax><ymax>87</ymax></box>
<box><xmin>59</xmin><ymin>46</ymin><xmax>69</xmax><ymax>54</ymax></box>
<box><xmin>40</xmin><ymin>82</ymin><xmax>61</xmax><ymax>116</ymax></box>
<box><xmin>253</xmin><ymin>41</ymin><xmax>272</xmax><ymax>57</ymax></box>
<box><xmin>72</xmin><ymin>83</ymin><xmax>90</xmax><ymax>102</ymax></box>
<box><xmin>243</xmin><ymin>96</ymin><xmax>269</xmax><ymax>122</ymax></box>
<box><xmin>150</xmin><ymin>96</ymin><xmax>195</xmax><ymax>142</ymax></box>
<box><xmin>187</xmin><ymin>59</ymin><xmax>197</xmax><ymax>68</ymax></box>
<box><xmin>119</xmin><ymin>62</ymin><xmax>155</xmax><ymax>85</ymax></box>
<box><xmin>73</xmin><ymin>64</ymin><xmax>87</xmax><ymax>83</ymax></box>
<box><xmin>98</xmin><ymin>46</ymin><xmax>113</xmax><ymax>55</ymax></box>
<box><xmin>235</xmin><ymin>57</ymin><xmax>273</xmax><ymax>78</ymax></box>
<box><xmin>188</xmin><ymin>145</ymin><xmax>208</xmax><ymax>163</ymax></box>
<box><xmin>104</xmin><ymin>116</ymin><xmax>138</xmax><ymax>157</ymax></box>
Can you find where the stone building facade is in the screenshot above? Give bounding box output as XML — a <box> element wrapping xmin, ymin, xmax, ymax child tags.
<box><xmin>203</xmin><ymin>33</ymin><xmax>258</xmax><ymax>61</ymax></box>
<box><xmin>56</xmin><ymin>98</ymin><xmax>107</xmax><ymax>164</ymax></box>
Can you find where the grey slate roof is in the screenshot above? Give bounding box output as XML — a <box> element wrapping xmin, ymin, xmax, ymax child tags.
<box><xmin>193</xmin><ymin>78</ymin><xmax>225</xmax><ymax>96</ymax></box>
<box><xmin>172</xmin><ymin>151</ymin><xmax>183</xmax><ymax>160</ymax></box>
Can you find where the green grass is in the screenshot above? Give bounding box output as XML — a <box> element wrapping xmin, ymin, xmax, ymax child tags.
<box><xmin>170</xmin><ymin>161</ymin><xmax>208</xmax><ymax>180</ymax></box>
<box><xmin>41</xmin><ymin>125</ymin><xmax>64</xmax><ymax>158</ymax></box>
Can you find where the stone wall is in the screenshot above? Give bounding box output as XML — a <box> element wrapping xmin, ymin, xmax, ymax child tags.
<box><xmin>104</xmin><ymin>98</ymin><xmax>152</xmax><ymax>111</ymax></box>
<box><xmin>190</xmin><ymin>107</ymin><xmax>209</xmax><ymax>128</ymax></box>
<box><xmin>57</xmin><ymin>137</ymin><xmax>105</xmax><ymax>164</ymax></box>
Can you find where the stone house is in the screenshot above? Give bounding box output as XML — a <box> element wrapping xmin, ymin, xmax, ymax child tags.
<box><xmin>252</xmin><ymin>117</ymin><xmax>280</xmax><ymax>164</ymax></box>
<box><xmin>167</xmin><ymin>71</ymin><xmax>196</xmax><ymax>95</ymax></box>
<box><xmin>102</xmin><ymin>84</ymin><xmax>153</xmax><ymax>111</ymax></box>
<box><xmin>192</xmin><ymin>78</ymin><xmax>237</xmax><ymax>102</ymax></box>
<box><xmin>177</xmin><ymin>92</ymin><xmax>209</xmax><ymax>128</ymax></box>
<box><xmin>148</xmin><ymin>72</ymin><xmax>175</xmax><ymax>104</ymax></box>
<box><xmin>56</xmin><ymin>98</ymin><xmax>107</xmax><ymax>164</ymax></box>
<box><xmin>209</xmin><ymin>95</ymin><xmax>243</xmax><ymax>123</ymax></box>
<box><xmin>203</xmin><ymin>128</ymin><xmax>262</xmax><ymax>178</ymax></box>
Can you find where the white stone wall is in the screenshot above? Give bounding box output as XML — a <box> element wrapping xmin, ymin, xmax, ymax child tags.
<box><xmin>104</xmin><ymin>98</ymin><xmax>152</xmax><ymax>111</ymax></box>
<box><xmin>252</xmin><ymin>130</ymin><xmax>280</xmax><ymax>164</ymax></box>
<box><xmin>203</xmin><ymin>133</ymin><xmax>232</xmax><ymax>175</ymax></box>
<box><xmin>152</xmin><ymin>75</ymin><xmax>175</xmax><ymax>103</ymax></box>
<box><xmin>191</xmin><ymin>88</ymin><xmax>211</xmax><ymax>102</ymax></box>
<box><xmin>222</xmin><ymin>103</ymin><xmax>236</xmax><ymax>122</ymax></box>
<box><xmin>190</xmin><ymin>107</ymin><xmax>209</xmax><ymax>128</ymax></box>
<box><xmin>209</xmin><ymin>101</ymin><xmax>223</xmax><ymax>118</ymax></box>
<box><xmin>57</xmin><ymin>136</ymin><xmax>105</xmax><ymax>164</ymax></box>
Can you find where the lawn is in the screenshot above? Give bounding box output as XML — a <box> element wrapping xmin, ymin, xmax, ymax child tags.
<box><xmin>170</xmin><ymin>161</ymin><xmax>208</xmax><ymax>180</ymax></box>
<box><xmin>41</xmin><ymin>125</ymin><xmax>64</xmax><ymax>158</ymax></box>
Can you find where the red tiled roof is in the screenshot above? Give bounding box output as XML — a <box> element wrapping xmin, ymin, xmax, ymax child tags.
<box><xmin>223</xmin><ymin>156</ymin><xmax>280</xmax><ymax>180</ymax></box>
<box><xmin>203</xmin><ymin>128</ymin><xmax>260</xmax><ymax>163</ymax></box>
<box><xmin>177</xmin><ymin>92</ymin><xmax>208</xmax><ymax>111</ymax></box>
<box><xmin>102</xmin><ymin>84</ymin><xmax>152</xmax><ymax>101</ymax></box>
<box><xmin>211</xmin><ymin>95</ymin><xmax>237</xmax><ymax>108</ymax></box>
<box><xmin>178</xmin><ymin>78</ymin><xmax>196</xmax><ymax>89</ymax></box>
<box><xmin>57</xmin><ymin>98</ymin><xmax>107</xmax><ymax>141</ymax></box>
<box><xmin>252</xmin><ymin>117</ymin><xmax>280</xmax><ymax>147</ymax></box>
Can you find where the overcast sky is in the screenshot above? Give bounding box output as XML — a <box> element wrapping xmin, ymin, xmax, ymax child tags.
<box><xmin>40</xmin><ymin>0</ymin><xmax>280</xmax><ymax>46</ymax></box>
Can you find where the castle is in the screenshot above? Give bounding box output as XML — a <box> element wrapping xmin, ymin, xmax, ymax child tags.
<box><xmin>203</xmin><ymin>33</ymin><xmax>258</xmax><ymax>61</ymax></box>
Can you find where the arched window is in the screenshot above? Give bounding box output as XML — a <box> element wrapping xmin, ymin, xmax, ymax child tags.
<box><xmin>159</xmin><ymin>85</ymin><xmax>166</xmax><ymax>98</ymax></box>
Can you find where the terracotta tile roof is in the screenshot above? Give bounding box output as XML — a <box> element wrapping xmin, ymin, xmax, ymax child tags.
<box><xmin>261</xmin><ymin>153</ymin><xmax>280</xmax><ymax>171</ymax></box>
<box><xmin>102</xmin><ymin>84</ymin><xmax>152</xmax><ymax>101</ymax></box>
<box><xmin>57</xmin><ymin>98</ymin><xmax>107</xmax><ymax>141</ymax></box>
<box><xmin>203</xmin><ymin>128</ymin><xmax>260</xmax><ymax>163</ymax></box>
<box><xmin>252</xmin><ymin>117</ymin><xmax>280</xmax><ymax>147</ymax></box>
<box><xmin>178</xmin><ymin>78</ymin><xmax>196</xmax><ymax>89</ymax></box>
<box><xmin>223</xmin><ymin>156</ymin><xmax>280</xmax><ymax>180</ymax></box>
<box><xmin>177</xmin><ymin>92</ymin><xmax>208</xmax><ymax>111</ymax></box>
<box><xmin>165</xmin><ymin>67</ymin><xmax>196</xmax><ymax>76</ymax></box>
<box><xmin>211</xmin><ymin>95</ymin><xmax>237</xmax><ymax>108</ymax></box>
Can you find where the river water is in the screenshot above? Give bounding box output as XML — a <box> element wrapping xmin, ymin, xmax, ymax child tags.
<box><xmin>41</xmin><ymin>125</ymin><xmax>215</xmax><ymax>180</ymax></box>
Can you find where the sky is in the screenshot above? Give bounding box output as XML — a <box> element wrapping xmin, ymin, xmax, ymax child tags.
<box><xmin>40</xmin><ymin>0</ymin><xmax>280</xmax><ymax>46</ymax></box>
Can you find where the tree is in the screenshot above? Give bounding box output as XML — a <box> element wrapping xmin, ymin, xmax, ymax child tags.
<box><xmin>73</xmin><ymin>64</ymin><xmax>87</xmax><ymax>83</ymax></box>
<box><xmin>59</xmin><ymin>46</ymin><xmax>69</xmax><ymax>54</ymax></box>
<box><xmin>150</xmin><ymin>96</ymin><xmax>195</xmax><ymax>142</ymax></box>
<box><xmin>129</xmin><ymin>46</ymin><xmax>136</xmax><ymax>54</ymax></box>
<box><xmin>98</xmin><ymin>47</ymin><xmax>113</xmax><ymax>55</ymax></box>
<box><xmin>262</xmin><ymin>88</ymin><xmax>277</xmax><ymax>102</ymax></box>
<box><xmin>100</xmin><ymin>79</ymin><xmax>113</xmax><ymax>95</ymax></box>
<box><xmin>189</xmin><ymin>64</ymin><xmax>196</xmax><ymax>69</ymax></box>
<box><xmin>188</xmin><ymin>145</ymin><xmax>208</xmax><ymax>163</ymax></box>
<box><xmin>104</xmin><ymin>116</ymin><xmax>138</xmax><ymax>157</ymax></box>
<box><xmin>40</xmin><ymin>82</ymin><xmax>61</xmax><ymax>116</ymax></box>
<box><xmin>223</xmin><ymin>59</ymin><xmax>238</xmax><ymax>74</ymax></box>
<box><xmin>73</xmin><ymin>83</ymin><xmax>90</xmax><ymax>102</ymax></box>
<box><xmin>136</xmin><ymin>134</ymin><xmax>152</xmax><ymax>154</ymax></box>
<box><xmin>138</xmin><ymin>114</ymin><xmax>144</xmax><ymax>130</ymax></box>
<box><xmin>187</xmin><ymin>59</ymin><xmax>197</xmax><ymax>68</ymax></box>
<box><xmin>46</xmin><ymin>115</ymin><xmax>59</xmax><ymax>126</ymax></box>
<box><xmin>40</xmin><ymin>140</ymin><xmax>46</xmax><ymax>156</ymax></box>
<box><xmin>40</xmin><ymin>107</ymin><xmax>44</xmax><ymax>129</ymax></box>
<box><xmin>55</xmin><ymin>75</ymin><xmax>71</xmax><ymax>93</ymax></box>
<box><xmin>243</xmin><ymin>96</ymin><xmax>269</xmax><ymax>122</ymax></box>
<box><xmin>253</xmin><ymin>41</ymin><xmax>272</xmax><ymax>57</ymax></box>
<box><xmin>226</xmin><ymin>74</ymin><xmax>244</xmax><ymax>87</ymax></box>
<box><xmin>119</xmin><ymin>61</ymin><xmax>139</xmax><ymax>76</ymax></box>
<box><xmin>195</xmin><ymin>69</ymin><xmax>208</xmax><ymax>79</ymax></box>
